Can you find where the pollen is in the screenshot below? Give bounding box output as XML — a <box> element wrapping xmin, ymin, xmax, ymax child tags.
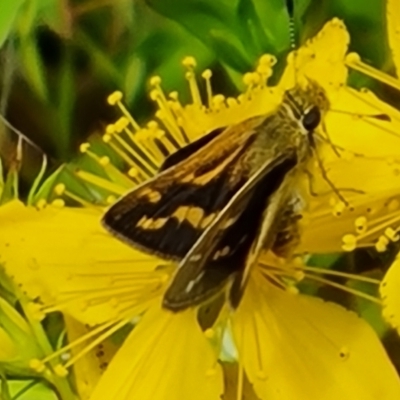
<box><xmin>150</xmin><ymin>76</ymin><xmax>162</xmax><ymax>86</ymax></box>
<box><xmin>342</xmin><ymin>234</ymin><xmax>357</xmax><ymax>251</ymax></box>
<box><xmin>30</xmin><ymin>358</ymin><xmax>45</xmax><ymax>373</ymax></box>
<box><xmin>115</xmin><ymin>117</ymin><xmax>129</xmax><ymax>132</ymax></box>
<box><xmin>355</xmin><ymin>216</ymin><xmax>368</xmax><ymax>234</ymax></box>
<box><xmin>385</xmin><ymin>227</ymin><xmax>399</xmax><ymax>241</ymax></box>
<box><xmin>51</xmin><ymin>199</ymin><xmax>65</xmax><ymax>208</ymax></box>
<box><xmin>333</xmin><ymin>201</ymin><xmax>346</xmax><ymax>217</ymax></box>
<box><xmin>54</xmin><ymin>364</ymin><xmax>69</xmax><ymax>377</ymax></box>
<box><xmin>79</xmin><ymin>143</ymin><xmax>90</xmax><ymax>153</ymax></box>
<box><xmin>376</xmin><ymin>235</ymin><xmax>389</xmax><ymax>252</ymax></box>
<box><xmin>182</xmin><ymin>56</ymin><xmax>197</xmax><ymax>68</ymax></box>
<box><xmin>107</xmin><ymin>91</ymin><xmax>123</xmax><ymax>106</ymax></box>
<box><xmin>54</xmin><ymin>183</ymin><xmax>66</xmax><ymax>196</ymax></box>
<box><xmin>36</xmin><ymin>199</ymin><xmax>47</xmax><ymax>209</ymax></box>
<box><xmin>106</xmin><ymin>124</ymin><xmax>116</xmax><ymax>134</ymax></box>
<box><xmin>99</xmin><ymin>156</ymin><xmax>110</xmax><ymax>166</ymax></box>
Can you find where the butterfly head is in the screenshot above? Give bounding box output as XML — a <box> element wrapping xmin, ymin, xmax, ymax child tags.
<box><xmin>283</xmin><ymin>79</ymin><xmax>330</xmax><ymax>137</ymax></box>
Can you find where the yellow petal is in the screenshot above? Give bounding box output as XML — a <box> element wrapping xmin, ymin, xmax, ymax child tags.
<box><xmin>380</xmin><ymin>254</ymin><xmax>400</xmax><ymax>331</ymax></box>
<box><xmin>232</xmin><ymin>272</ymin><xmax>400</xmax><ymax>400</ymax></box>
<box><xmin>64</xmin><ymin>315</ymin><xmax>118</xmax><ymax>400</ymax></box>
<box><xmin>0</xmin><ymin>201</ymin><xmax>162</xmax><ymax>325</ymax></box>
<box><xmin>280</xmin><ymin>18</ymin><xmax>349</xmax><ymax>91</ymax></box>
<box><xmin>387</xmin><ymin>0</ymin><xmax>400</xmax><ymax>77</ymax></box>
<box><xmin>89</xmin><ymin>306</ymin><xmax>223</xmax><ymax>400</ymax></box>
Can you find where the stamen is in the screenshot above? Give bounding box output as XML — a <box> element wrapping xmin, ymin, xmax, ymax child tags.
<box><xmin>40</xmin><ymin>319</ymin><xmax>119</xmax><ymax>365</ymax></box>
<box><xmin>346</xmin><ymin>53</ymin><xmax>400</xmax><ymax>92</ymax></box>
<box><xmin>303</xmin><ymin>273</ymin><xmax>381</xmax><ymax>304</ymax></box>
<box><xmin>182</xmin><ymin>57</ymin><xmax>202</xmax><ymax>107</ymax></box>
<box><xmin>63</xmin><ymin>318</ymin><xmax>129</xmax><ymax>369</ymax></box>
<box><xmin>301</xmin><ymin>265</ymin><xmax>381</xmax><ymax>284</ymax></box>
<box><xmin>53</xmin><ymin>184</ymin><xmax>96</xmax><ymax>208</ymax></box>
<box><xmin>74</xmin><ymin>169</ymin><xmax>127</xmax><ymax>195</ymax></box>
<box><xmin>202</xmin><ymin>69</ymin><xmax>213</xmax><ymax>109</ymax></box>
<box><xmin>236</xmin><ymin>362</ymin><xmax>244</xmax><ymax>400</ymax></box>
<box><xmin>107</xmin><ymin>91</ymin><xmax>141</xmax><ymax>131</ymax></box>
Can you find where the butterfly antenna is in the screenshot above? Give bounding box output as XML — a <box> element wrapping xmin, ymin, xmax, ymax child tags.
<box><xmin>285</xmin><ymin>0</ymin><xmax>296</xmax><ymax>49</ymax></box>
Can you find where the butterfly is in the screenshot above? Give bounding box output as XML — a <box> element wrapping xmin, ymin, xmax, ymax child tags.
<box><xmin>102</xmin><ymin>79</ymin><xmax>330</xmax><ymax>312</ymax></box>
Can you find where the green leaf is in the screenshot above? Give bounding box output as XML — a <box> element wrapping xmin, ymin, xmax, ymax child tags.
<box><xmin>7</xmin><ymin>380</ymin><xmax>57</xmax><ymax>400</ymax></box>
<box><xmin>19</xmin><ymin>35</ymin><xmax>48</xmax><ymax>101</ymax></box>
<box><xmin>0</xmin><ymin>1</ymin><xmax>26</xmax><ymax>48</ymax></box>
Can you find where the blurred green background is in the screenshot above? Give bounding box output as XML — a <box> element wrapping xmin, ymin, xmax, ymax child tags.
<box><xmin>0</xmin><ymin>0</ymin><xmax>393</xmax><ymax>187</ymax></box>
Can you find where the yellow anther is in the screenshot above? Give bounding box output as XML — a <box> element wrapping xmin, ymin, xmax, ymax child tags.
<box><xmin>341</xmin><ymin>234</ymin><xmax>357</xmax><ymax>252</ymax></box>
<box><xmin>51</xmin><ymin>199</ymin><xmax>65</xmax><ymax>208</ymax></box>
<box><xmin>106</xmin><ymin>124</ymin><xmax>116</xmax><ymax>135</ymax></box>
<box><xmin>128</xmin><ymin>168</ymin><xmax>139</xmax><ymax>178</ymax></box>
<box><xmin>115</xmin><ymin>117</ymin><xmax>129</xmax><ymax>132</ymax></box>
<box><xmin>107</xmin><ymin>91</ymin><xmax>123</xmax><ymax>106</ymax></box>
<box><xmin>212</xmin><ymin>94</ymin><xmax>225</xmax><ymax>107</ymax></box>
<box><xmin>54</xmin><ymin>183</ymin><xmax>65</xmax><ymax>196</ymax></box>
<box><xmin>54</xmin><ymin>364</ymin><xmax>69</xmax><ymax>377</ymax></box>
<box><xmin>102</xmin><ymin>134</ymin><xmax>112</xmax><ymax>143</ymax></box>
<box><xmin>204</xmin><ymin>328</ymin><xmax>215</xmax><ymax>339</ymax></box>
<box><xmin>169</xmin><ymin>91</ymin><xmax>179</xmax><ymax>100</ymax></box>
<box><xmin>226</xmin><ymin>97</ymin><xmax>238</xmax><ymax>107</ymax></box>
<box><xmin>354</xmin><ymin>216</ymin><xmax>367</xmax><ymax>234</ymax></box>
<box><xmin>243</xmin><ymin>72</ymin><xmax>255</xmax><ymax>86</ymax></box>
<box><xmin>30</xmin><ymin>359</ymin><xmax>45</xmax><ymax>373</ymax></box>
<box><xmin>182</xmin><ymin>56</ymin><xmax>197</xmax><ymax>68</ymax></box>
<box><xmin>286</xmin><ymin>285</ymin><xmax>299</xmax><ymax>294</ymax></box>
<box><xmin>150</xmin><ymin>76</ymin><xmax>162</xmax><ymax>86</ymax></box>
<box><xmin>294</xmin><ymin>270</ymin><xmax>305</xmax><ymax>281</ymax></box>
<box><xmin>258</xmin><ymin>54</ymin><xmax>276</xmax><ymax>66</ymax></box>
<box><xmin>185</xmin><ymin>71</ymin><xmax>194</xmax><ymax>81</ymax></box>
<box><xmin>345</xmin><ymin>52</ymin><xmax>361</xmax><ymax>64</ymax></box>
<box><xmin>36</xmin><ymin>199</ymin><xmax>47</xmax><ymax>210</ymax></box>
<box><xmin>385</xmin><ymin>227</ymin><xmax>399</xmax><ymax>242</ymax></box>
<box><xmin>333</xmin><ymin>201</ymin><xmax>346</xmax><ymax>217</ymax></box>
<box><xmin>202</xmin><ymin>69</ymin><xmax>212</xmax><ymax>79</ymax></box>
<box><xmin>79</xmin><ymin>143</ymin><xmax>90</xmax><ymax>153</ymax></box>
<box><xmin>99</xmin><ymin>156</ymin><xmax>110</xmax><ymax>166</ymax></box>
<box><xmin>251</xmin><ymin>72</ymin><xmax>261</xmax><ymax>84</ymax></box>
<box><xmin>375</xmin><ymin>236</ymin><xmax>389</xmax><ymax>252</ymax></box>
<box><xmin>156</xmin><ymin>130</ymin><xmax>165</xmax><ymax>139</ymax></box>
<box><xmin>149</xmin><ymin>89</ymin><xmax>159</xmax><ymax>101</ymax></box>
<box><xmin>257</xmin><ymin>64</ymin><xmax>273</xmax><ymax>76</ymax></box>
<box><xmin>147</xmin><ymin>120</ymin><xmax>159</xmax><ymax>130</ymax></box>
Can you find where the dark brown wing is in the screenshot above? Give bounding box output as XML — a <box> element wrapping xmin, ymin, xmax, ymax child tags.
<box><xmin>102</xmin><ymin>115</ymin><xmax>268</xmax><ymax>261</ymax></box>
<box><xmin>162</xmin><ymin>152</ymin><xmax>297</xmax><ymax>311</ymax></box>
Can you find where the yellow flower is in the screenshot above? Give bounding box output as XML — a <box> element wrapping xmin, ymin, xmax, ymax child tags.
<box><xmin>2</xmin><ymin>15</ymin><xmax>400</xmax><ymax>400</ymax></box>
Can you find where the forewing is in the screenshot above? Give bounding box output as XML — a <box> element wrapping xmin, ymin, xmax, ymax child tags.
<box><xmin>162</xmin><ymin>151</ymin><xmax>297</xmax><ymax>311</ymax></box>
<box><xmin>102</xmin><ymin>116</ymin><xmax>267</xmax><ymax>261</ymax></box>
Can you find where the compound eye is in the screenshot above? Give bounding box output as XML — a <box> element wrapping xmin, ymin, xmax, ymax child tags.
<box><xmin>302</xmin><ymin>106</ymin><xmax>321</xmax><ymax>131</ymax></box>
